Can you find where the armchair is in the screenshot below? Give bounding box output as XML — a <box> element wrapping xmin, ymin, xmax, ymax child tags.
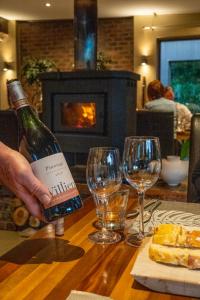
<box><xmin>136</xmin><ymin>110</ymin><xmax>175</xmax><ymax>158</ymax></box>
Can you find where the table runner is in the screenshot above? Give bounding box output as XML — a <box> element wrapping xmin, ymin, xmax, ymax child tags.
<box><xmin>126</xmin><ymin>200</ymin><xmax>200</xmax><ymax>234</ymax></box>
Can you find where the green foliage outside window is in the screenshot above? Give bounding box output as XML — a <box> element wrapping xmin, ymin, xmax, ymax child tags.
<box><xmin>170</xmin><ymin>60</ymin><xmax>200</xmax><ymax>113</ymax></box>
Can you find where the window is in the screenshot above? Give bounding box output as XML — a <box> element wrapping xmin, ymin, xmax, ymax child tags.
<box><xmin>160</xmin><ymin>39</ymin><xmax>200</xmax><ymax>113</ymax></box>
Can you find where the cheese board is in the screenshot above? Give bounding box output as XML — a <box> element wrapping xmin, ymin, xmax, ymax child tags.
<box><xmin>131</xmin><ymin>236</ymin><xmax>200</xmax><ymax>298</ymax></box>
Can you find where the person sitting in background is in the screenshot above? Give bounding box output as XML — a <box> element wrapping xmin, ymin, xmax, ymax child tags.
<box><xmin>145</xmin><ymin>80</ymin><xmax>177</xmax><ymax>115</ymax></box>
<box><xmin>163</xmin><ymin>86</ymin><xmax>192</xmax><ymax>132</ymax></box>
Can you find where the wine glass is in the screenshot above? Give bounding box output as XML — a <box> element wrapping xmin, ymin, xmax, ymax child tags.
<box><xmin>86</xmin><ymin>147</ymin><xmax>122</xmax><ymax>244</ymax></box>
<box><xmin>122</xmin><ymin>136</ymin><xmax>161</xmax><ymax>246</ymax></box>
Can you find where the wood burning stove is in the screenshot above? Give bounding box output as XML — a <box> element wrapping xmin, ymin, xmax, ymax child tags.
<box><xmin>39</xmin><ymin>1</ymin><xmax>139</xmax><ymax>181</ymax></box>
<box><xmin>40</xmin><ymin>70</ymin><xmax>140</xmax><ymax>180</ymax></box>
<box><xmin>53</xmin><ymin>93</ymin><xmax>105</xmax><ymax>134</ymax></box>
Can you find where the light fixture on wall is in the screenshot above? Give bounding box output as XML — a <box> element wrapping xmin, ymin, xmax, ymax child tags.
<box><xmin>0</xmin><ymin>17</ymin><xmax>8</xmax><ymax>42</ymax></box>
<box><xmin>2</xmin><ymin>62</ymin><xmax>13</xmax><ymax>72</ymax></box>
<box><xmin>141</xmin><ymin>56</ymin><xmax>148</xmax><ymax>66</ymax></box>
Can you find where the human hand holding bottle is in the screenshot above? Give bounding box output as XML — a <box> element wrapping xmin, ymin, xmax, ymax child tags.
<box><xmin>7</xmin><ymin>79</ymin><xmax>82</xmax><ymax>222</ymax></box>
<box><xmin>0</xmin><ymin>142</ymin><xmax>51</xmax><ymax>219</ymax></box>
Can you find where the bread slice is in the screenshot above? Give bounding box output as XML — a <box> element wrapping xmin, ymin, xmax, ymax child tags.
<box><xmin>152</xmin><ymin>224</ymin><xmax>200</xmax><ymax>248</ymax></box>
<box><xmin>153</xmin><ymin>224</ymin><xmax>183</xmax><ymax>246</ymax></box>
<box><xmin>149</xmin><ymin>243</ymin><xmax>200</xmax><ymax>269</ymax></box>
<box><xmin>187</xmin><ymin>231</ymin><xmax>200</xmax><ymax>248</ymax></box>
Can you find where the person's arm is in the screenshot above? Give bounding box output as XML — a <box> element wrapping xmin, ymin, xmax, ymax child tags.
<box><xmin>0</xmin><ymin>142</ymin><xmax>51</xmax><ymax>219</ymax></box>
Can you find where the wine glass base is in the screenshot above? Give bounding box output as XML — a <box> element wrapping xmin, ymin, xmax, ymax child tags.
<box><xmin>126</xmin><ymin>233</ymin><xmax>144</xmax><ymax>247</ymax></box>
<box><xmin>88</xmin><ymin>230</ymin><xmax>121</xmax><ymax>244</ymax></box>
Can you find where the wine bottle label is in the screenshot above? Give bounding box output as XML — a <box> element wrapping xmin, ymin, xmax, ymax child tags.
<box><xmin>31</xmin><ymin>153</ymin><xmax>79</xmax><ymax>209</ymax></box>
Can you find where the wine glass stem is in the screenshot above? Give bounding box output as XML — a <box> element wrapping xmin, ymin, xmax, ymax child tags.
<box><xmin>101</xmin><ymin>197</ymin><xmax>109</xmax><ymax>237</ymax></box>
<box><xmin>138</xmin><ymin>191</ymin><xmax>145</xmax><ymax>238</ymax></box>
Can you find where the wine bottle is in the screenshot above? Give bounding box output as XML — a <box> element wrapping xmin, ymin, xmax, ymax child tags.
<box><xmin>7</xmin><ymin>79</ymin><xmax>82</xmax><ymax>222</ymax></box>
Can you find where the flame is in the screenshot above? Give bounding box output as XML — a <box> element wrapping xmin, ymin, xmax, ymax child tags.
<box><xmin>63</xmin><ymin>102</ymin><xmax>96</xmax><ymax>128</ymax></box>
<box><xmin>81</xmin><ymin>103</ymin><xmax>96</xmax><ymax>126</ymax></box>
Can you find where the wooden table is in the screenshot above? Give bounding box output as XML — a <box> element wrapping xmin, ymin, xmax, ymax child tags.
<box><xmin>0</xmin><ymin>191</ymin><xmax>195</xmax><ymax>300</ymax></box>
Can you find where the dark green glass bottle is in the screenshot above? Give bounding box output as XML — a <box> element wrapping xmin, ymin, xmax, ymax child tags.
<box><xmin>7</xmin><ymin>79</ymin><xmax>82</xmax><ymax>222</ymax></box>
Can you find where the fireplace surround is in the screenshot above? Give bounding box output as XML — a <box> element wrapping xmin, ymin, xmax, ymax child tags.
<box><xmin>40</xmin><ymin>70</ymin><xmax>140</xmax><ymax>179</ymax></box>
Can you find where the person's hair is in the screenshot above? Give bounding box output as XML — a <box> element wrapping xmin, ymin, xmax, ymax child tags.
<box><xmin>147</xmin><ymin>80</ymin><xmax>165</xmax><ymax>100</ymax></box>
<box><xmin>164</xmin><ymin>86</ymin><xmax>174</xmax><ymax>100</ymax></box>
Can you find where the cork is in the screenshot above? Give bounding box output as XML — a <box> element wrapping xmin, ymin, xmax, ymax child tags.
<box><xmin>55</xmin><ymin>217</ymin><xmax>64</xmax><ymax>236</ymax></box>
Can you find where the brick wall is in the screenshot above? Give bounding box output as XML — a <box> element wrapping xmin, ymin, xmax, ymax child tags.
<box><xmin>17</xmin><ymin>17</ymin><xmax>133</xmax><ymax>72</ymax></box>
<box><xmin>98</xmin><ymin>18</ymin><xmax>133</xmax><ymax>71</ymax></box>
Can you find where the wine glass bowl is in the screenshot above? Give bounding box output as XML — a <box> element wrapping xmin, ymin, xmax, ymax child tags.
<box><xmin>86</xmin><ymin>147</ymin><xmax>122</xmax><ymax>244</ymax></box>
<box><xmin>123</xmin><ymin>136</ymin><xmax>161</xmax><ymax>246</ymax></box>
<box><xmin>124</xmin><ymin>160</ymin><xmax>161</xmax><ymax>191</ymax></box>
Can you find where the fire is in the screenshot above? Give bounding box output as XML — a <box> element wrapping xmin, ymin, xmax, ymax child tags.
<box><xmin>62</xmin><ymin>102</ymin><xmax>96</xmax><ymax>128</ymax></box>
<box><xmin>81</xmin><ymin>103</ymin><xmax>96</xmax><ymax>125</ymax></box>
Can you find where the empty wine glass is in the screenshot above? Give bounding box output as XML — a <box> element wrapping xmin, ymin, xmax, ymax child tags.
<box><xmin>122</xmin><ymin>136</ymin><xmax>161</xmax><ymax>246</ymax></box>
<box><xmin>86</xmin><ymin>147</ymin><xmax>122</xmax><ymax>244</ymax></box>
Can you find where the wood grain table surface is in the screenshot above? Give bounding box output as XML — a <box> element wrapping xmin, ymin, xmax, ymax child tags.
<box><xmin>0</xmin><ymin>190</ymin><xmax>195</xmax><ymax>300</ymax></box>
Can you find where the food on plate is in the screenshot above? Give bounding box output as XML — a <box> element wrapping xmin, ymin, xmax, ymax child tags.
<box><xmin>149</xmin><ymin>224</ymin><xmax>200</xmax><ymax>269</ymax></box>
<box><xmin>152</xmin><ymin>224</ymin><xmax>200</xmax><ymax>248</ymax></box>
<box><xmin>187</xmin><ymin>230</ymin><xmax>200</xmax><ymax>248</ymax></box>
<box><xmin>149</xmin><ymin>243</ymin><xmax>200</xmax><ymax>269</ymax></box>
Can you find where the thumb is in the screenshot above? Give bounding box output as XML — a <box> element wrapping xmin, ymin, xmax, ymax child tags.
<box><xmin>23</xmin><ymin>172</ymin><xmax>52</xmax><ymax>207</ymax></box>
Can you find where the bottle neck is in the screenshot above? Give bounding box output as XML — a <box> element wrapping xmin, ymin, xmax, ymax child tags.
<box><xmin>15</xmin><ymin>100</ymin><xmax>40</xmax><ymax>130</ymax></box>
<box><xmin>12</xmin><ymin>98</ymin><xmax>30</xmax><ymax>110</ymax></box>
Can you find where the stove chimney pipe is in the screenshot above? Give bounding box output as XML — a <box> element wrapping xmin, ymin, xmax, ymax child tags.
<box><xmin>74</xmin><ymin>0</ymin><xmax>97</xmax><ymax>70</ymax></box>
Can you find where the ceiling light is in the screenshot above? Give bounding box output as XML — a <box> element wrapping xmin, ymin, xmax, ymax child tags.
<box><xmin>45</xmin><ymin>3</ymin><xmax>51</xmax><ymax>7</ymax></box>
<box><xmin>143</xmin><ymin>26</ymin><xmax>151</xmax><ymax>30</ymax></box>
<box><xmin>143</xmin><ymin>26</ymin><xmax>156</xmax><ymax>31</ymax></box>
<box><xmin>143</xmin><ymin>12</ymin><xmax>157</xmax><ymax>31</ymax></box>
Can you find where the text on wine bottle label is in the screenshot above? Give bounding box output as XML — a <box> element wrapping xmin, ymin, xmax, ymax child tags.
<box><xmin>31</xmin><ymin>153</ymin><xmax>79</xmax><ymax>208</ymax></box>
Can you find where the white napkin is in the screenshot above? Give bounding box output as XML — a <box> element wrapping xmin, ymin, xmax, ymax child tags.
<box><xmin>66</xmin><ymin>290</ymin><xmax>113</xmax><ymax>300</ymax></box>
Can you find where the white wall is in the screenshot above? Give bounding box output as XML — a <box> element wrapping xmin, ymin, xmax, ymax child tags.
<box><xmin>160</xmin><ymin>39</ymin><xmax>200</xmax><ymax>85</ymax></box>
<box><xmin>0</xmin><ymin>20</ymin><xmax>17</xmax><ymax>109</ymax></box>
<box><xmin>134</xmin><ymin>13</ymin><xmax>200</xmax><ymax>108</ymax></box>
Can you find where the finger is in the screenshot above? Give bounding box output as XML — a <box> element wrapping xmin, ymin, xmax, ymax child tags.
<box><xmin>17</xmin><ymin>190</ymin><xmax>43</xmax><ymax>220</ymax></box>
<box><xmin>22</xmin><ymin>173</ymin><xmax>52</xmax><ymax>206</ymax></box>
